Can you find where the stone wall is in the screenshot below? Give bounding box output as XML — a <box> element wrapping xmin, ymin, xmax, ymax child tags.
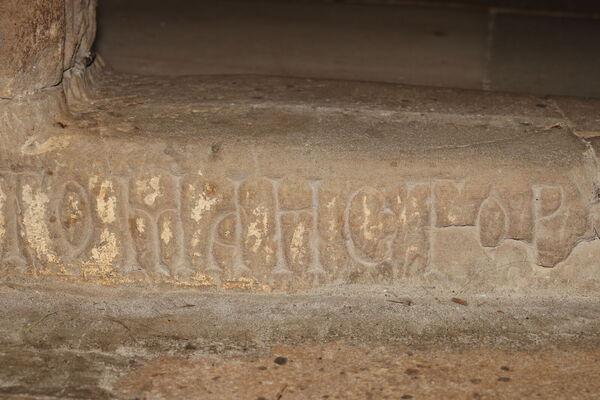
<box><xmin>0</xmin><ymin>0</ymin><xmax>65</xmax><ymax>99</ymax></box>
<box><xmin>0</xmin><ymin>0</ymin><xmax>98</xmax><ymax>159</ymax></box>
<box><xmin>0</xmin><ymin>0</ymin><xmax>96</xmax><ymax>99</ymax></box>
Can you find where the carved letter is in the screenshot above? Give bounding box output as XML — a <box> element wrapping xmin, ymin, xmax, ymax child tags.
<box><xmin>533</xmin><ymin>184</ymin><xmax>587</xmax><ymax>267</ymax></box>
<box><xmin>478</xmin><ymin>196</ymin><xmax>507</xmax><ymax>247</ymax></box>
<box><xmin>124</xmin><ymin>171</ymin><xmax>190</xmax><ymax>279</ymax></box>
<box><xmin>344</xmin><ymin>186</ymin><xmax>396</xmax><ymax>267</ymax></box>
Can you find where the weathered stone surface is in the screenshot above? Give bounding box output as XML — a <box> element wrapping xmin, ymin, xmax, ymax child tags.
<box><xmin>2</xmin><ymin>282</ymin><xmax>600</xmax><ymax>399</ymax></box>
<box><xmin>1</xmin><ymin>73</ymin><xmax>599</xmax><ymax>293</ymax></box>
<box><xmin>64</xmin><ymin>0</ymin><xmax>97</xmax><ymax>71</ymax></box>
<box><xmin>0</xmin><ymin>0</ymin><xmax>97</xmax><ymax>101</ymax></box>
<box><xmin>2</xmin><ymin>3</ymin><xmax>600</xmax><ymax>398</ymax></box>
<box><xmin>0</xmin><ymin>0</ymin><xmax>65</xmax><ymax>98</ymax></box>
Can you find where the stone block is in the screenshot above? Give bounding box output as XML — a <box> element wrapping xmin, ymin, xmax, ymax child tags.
<box><xmin>0</xmin><ymin>0</ymin><xmax>65</xmax><ymax>98</ymax></box>
<box><xmin>1</xmin><ymin>74</ymin><xmax>599</xmax><ymax>293</ymax></box>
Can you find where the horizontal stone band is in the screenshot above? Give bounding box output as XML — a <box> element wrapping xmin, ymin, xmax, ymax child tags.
<box><xmin>1</xmin><ymin>75</ymin><xmax>599</xmax><ymax>292</ymax></box>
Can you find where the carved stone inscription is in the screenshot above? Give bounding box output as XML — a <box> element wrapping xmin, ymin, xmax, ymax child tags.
<box><xmin>0</xmin><ymin>169</ymin><xmax>591</xmax><ymax>287</ymax></box>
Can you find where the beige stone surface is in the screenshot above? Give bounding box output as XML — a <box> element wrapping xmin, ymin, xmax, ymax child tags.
<box><xmin>554</xmin><ymin>96</ymin><xmax>600</xmax><ymax>138</ymax></box>
<box><xmin>116</xmin><ymin>344</ymin><xmax>600</xmax><ymax>400</ymax></box>
<box><xmin>1</xmin><ymin>282</ymin><xmax>600</xmax><ymax>398</ymax></box>
<box><xmin>2</xmin><ymin>3</ymin><xmax>600</xmax><ymax>399</ymax></box>
<box><xmin>0</xmin><ymin>0</ymin><xmax>599</xmax><ymax>294</ymax></box>
<box><xmin>1</xmin><ymin>70</ymin><xmax>600</xmax><ymax>293</ymax></box>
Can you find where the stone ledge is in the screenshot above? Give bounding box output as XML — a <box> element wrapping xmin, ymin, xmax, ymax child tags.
<box><xmin>2</xmin><ymin>281</ymin><xmax>600</xmax><ymax>350</ymax></box>
<box><xmin>1</xmin><ymin>73</ymin><xmax>599</xmax><ymax>293</ymax></box>
<box><xmin>2</xmin><ymin>280</ymin><xmax>600</xmax><ymax>398</ymax></box>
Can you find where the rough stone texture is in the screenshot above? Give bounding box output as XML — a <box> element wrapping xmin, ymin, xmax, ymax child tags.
<box><xmin>2</xmin><ymin>3</ymin><xmax>600</xmax><ymax>396</ymax></box>
<box><xmin>1</xmin><ymin>281</ymin><xmax>600</xmax><ymax>398</ymax></box>
<box><xmin>64</xmin><ymin>0</ymin><xmax>97</xmax><ymax>71</ymax></box>
<box><xmin>2</xmin><ymin>2</ymin><xmax>599</xmax><ymax>296</ymax></box>
<box><xmin>1</xmin><ymin>71</ymin><xmax>599</xmax><ymax>294</ymax></box>
<box><xmin>0</xmin><ymin>87</ymin><xmax>71</xmax><ymax>150</ymax></box>
<box><xmin>554</xmin><ymin>96</ymin><xmax>600</xmax><ymax>138</ymax></box>
<box><xmin>0</xmin><ymin>0</ymin><xmax>97</xmax><ymax>100</ymax></box>
<box><xmin>0</xmin><ymin>0</ymin><xmax>99</xmax><ymax>168</ymax></box>
<box><xmin>117</xmin><ymin>346</ymin><xmax>600</xmax><ymax>400</ymax></box>
<box><xmin>0</xmin><ymin>0</ymin><xmax>65</xmax><ymax>99</ymax></box>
